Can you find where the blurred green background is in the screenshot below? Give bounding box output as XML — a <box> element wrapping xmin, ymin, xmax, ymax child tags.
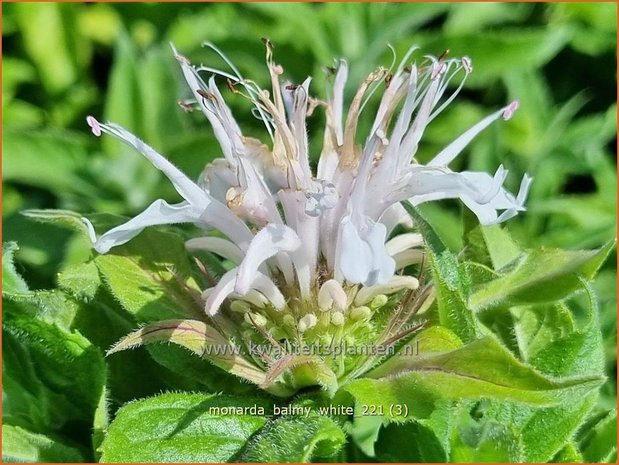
<box><xmin>2</xmin><ymin>0</ymin><xmax>616</xmax><ymax>406</ymax></box>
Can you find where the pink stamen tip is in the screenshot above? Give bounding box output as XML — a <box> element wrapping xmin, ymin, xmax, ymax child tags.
<box><xmin>502</xmin><ymin>100</ymin><xmax>520</xmax><ymax>121</ymax></box>
<box><xmin>86</xmin><ymin>115</ymin><xmax>102</xmax><ymax>137</ymax></box>
<box><xmin>431</xmin><ymin>62</ymin><xmax>447</xmax><ymax>80</ymax></box>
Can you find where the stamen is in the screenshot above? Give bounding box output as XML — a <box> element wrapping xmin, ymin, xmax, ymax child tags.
<box><xmin>462</xmin><ymin>56</ymin><xmax>473</xmax><ymax>73</ymax></box>
<box><xmin>502</xmin><ymin>100</ymin><xmax>520</xmax><ymax>120</ymax></box>
<box><xmin>86</xmin><ymin>116</ymin><xmax>102</xmax><ymax>137</ymax></box>
<box><xmin>177</xmin><ymin>100</ymin><xmax>195</xmax><ymax>112</ymax></box>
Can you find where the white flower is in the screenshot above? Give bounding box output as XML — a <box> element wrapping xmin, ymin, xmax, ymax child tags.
<box><xmin>84</xmin><ymin>42</ymin><xmax>531</xmax><ymax>316</ymax></box>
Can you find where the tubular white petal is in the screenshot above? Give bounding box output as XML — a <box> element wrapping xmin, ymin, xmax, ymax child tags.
<box><xmin>93</xmin><ymin>200</ymin><xmax>199</xmax><ymax>254</ymax></box>
<box><xmin>354</xmin><ymin>275</ymin><xmax>419</xmax><ymax>306</ymax></box>
<box><xmin>318</xmin><ymin>279</ymin><xmax>348</xmax><ymax>311</ymax></box>
<box><xmin>251</xmin><ymin>273</ymin><xmax>287</xmax><ymax>310</ymax></box>
<box><xmin>205</xmin><ymin>269</ymin><xmax>285</xmax><ymax>316</ymax></box>
<box><xmin>81</xmin><ymin>217</ymin><xmax>98</xmax><ymax>244</ymax></box>
<box><xmin>428</xmin><ymin>104</ymin><xmax>515</xmax><ymax>167</ymax></box>
<box><xmin>278</xmin><ymin>189</ymin><xmax>320</xmax><ymax>297</ymax></box>
<box><xmin>331</xmin><ymin>60</ymin><xmax>348</xmax><ymax>146</ymax></box>
<box><xmin>393</xmin><ymin>249</ymin><xmax>425</xmax><ymax>269</ymax></box>
<box><xmin>379</xmin><ymin>203</ymin><xmax>414</xmax><ymax>234</ymax></box>
<box><xmin>336</xmin><ymin>218</ymin><xmax>395</xmax><ymax>286</ymax></box>
<box><xmin>205</xmin><ymin>268</ymin><xmax>238</xmax><ymax>315</ymax></box>
<box><xmin>199</xmin><ymin>201</ymin><xmax>254</xmax><ymax>250</ymax></box>
<box><xmin>173</xmin><ymin>48</ymin><xmax>237</xmax><ymax>165</ymax></box>
<box><xmin>229</xmin><ymin>290</ymin><xmax>269</xmax><ymax>308</ymax></box>
<box><xmin>337</xmin><ymin>220</ymin><xmax>372</xmax><ymax>284</ymax></box>
<box><xmin>185</xmin><ymin>237</ymin><xmax>245</xmax><ymax>264</ymax></box>
<box><xmin>235</xmin><ymin>223</ymin><xmax>302</xmax><ymax>295</ymax></box>
<box><xmin>385</xmin><ymin>233</ymin><xmax>424</xmax><ymax>256</ymax></box>
<box><xmin>86</xmin><ymin>118</ymin><xmax>206</xmax><ymax>206</ymax></box>
<box><xmin>516</xmin><ymin>174</ymin><xmax>534</xmax><ymax>205</ymax></box>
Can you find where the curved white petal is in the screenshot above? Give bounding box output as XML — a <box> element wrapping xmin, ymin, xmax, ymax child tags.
<box><xmin>93</xmin><ymin>200</ymin><xmax>199</xmax><ymax>254</ymax></box>
<box><xmin>318</xmin><ymin>279</ymin><xmax>348</xmax><ymax>311</ymax></box>
<box><xmin>199</xmin><ymin>201</ymin><xmax>254</xmax><ymax>250</ymax></box>
<box><xmin>229</xmin><ymin>290</ymin><xmax>269</xmax><ymax>308</ymax></box>
<box><xmin>86</xmin><ymin>117</ymin><xmax>206</xmax><ymax>206</ymax></box>
<box><xmin>404</xmin><ymin>168</ymin><xmax>531</xmax><ymax>226</ymax></box>
<box><xmin>379</xmin><ymin>203</ymin><xmax>414</xmax><ymax>234</ymax></box>
<box><xmin>337</xmin><ymin>219</ymin><xmax>372</xmax><ymax>284</ymax></box>
<box><xmin>235</xmin><ymin>223</ymin><xmax>301</xmax><ymax>294</ymax></box>
<box><xmin>354</xmin><ymin>275</ymin><xmax>420</xmax><ymax>306</ymax></box>
<box><xmin>205</xmin><ymin>268</ymin><xmax>237</xmax><ymax>315</ymax></box>
<box><xmin>428</xmin><ymin>102</ymin><xmax>518</xmax><ymax>167</ymax></box>
<box><xmin>393</xmin><ymin>249</ymin><xmax>425</xmax><ymax>269</ymax></box>
<box><xmin>336</xmin><ymin>217</ymin><xmax>396</xmax><ymax>286</ymax></box>
<box><xmin>385</xmin><ymin>233</ymin><xmax>424</xmax><ymax>256</ymax></box>
<box><xmin>252</xmin><ymin>273</ymin><xmax>286</xmax><ymax>310</ymax></box>
<box><xmin>185</xmin><ymin>236</ymin><xmax>245</xmax><ymax>264</ymax></box>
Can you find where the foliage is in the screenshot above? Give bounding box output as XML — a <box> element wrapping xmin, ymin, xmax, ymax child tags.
<box><xmin>2</xmin><ymin>2</ymin><xmax>616</xmax><ymax>463</ymax></box>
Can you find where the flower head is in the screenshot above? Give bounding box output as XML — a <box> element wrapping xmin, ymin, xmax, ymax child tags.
<box><xmin>87</xmin><ymin>41</ymin><xmax>531</xmax><ymax>395</ymax></box>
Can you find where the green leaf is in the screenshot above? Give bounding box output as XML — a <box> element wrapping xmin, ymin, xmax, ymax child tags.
<box><xmin>3</xmin><ymin>300</ymin><xmax>105</xmax><ymax>433</ymax></box>
<box><xmin>94</xmin><ymin>227</ymin><xmax>203</xmax><ymax>322</ymax></box>
<box><xmin>552</xmin><ymin>442</ymin><xmax>584</xmax><ymax>463</ymax></box>
<box><xmin>512</xmin><ymin>303</ymin><xmax>576</xmax><ymax>362</ymax></box>
<box><xmin>344</xmin><ymin>337</ymin><xmax>602</xmax><ymax>420</ymax></box>
<box><xmin>92</xmin><ymin>388</ymin><xmax>109</xmax><ymax>462</ymax></box>
<box><xmin>235</xmin><ymin>415</ymin><xmax>346</xmax><ymax>462</ymax></box>
<box><xmin>22</xmin><ymin>209</ymin><xmax>93</xmax><ymax>240</ymax></box>
<box><xmin>100</xmin><ymin>392</ymin><xmax>270</xmax><ymax>463</ymax></box>
<box><xmin>519</xmin><ymin>392</ymin><xmax>597</xmax><ymax>462</ymax></box>
<box><xmin>368</xmin><ymin>325</ymin><xmax>463</xmax><ymax>377</ymax></box>
<box><xmin>529</xmin><ymin>282</ymin><xmax>605</xmax><ymax>378</ymax></box>
<box><xmin>450</xmin><ymin>402</ymin><xmax>523</xmax><ymax>462</ymax></box>
<box><xmin>375</xmin><ymin>421</ymin><xmax>447</xmax><ymax>462</ymax></box>
<box><xmin>474</xmin><ymin>287</ymin><xmax>606</xmax><ymax>463</ymax></box>
<box><xmin>71</xmin><ymin>288</ymin><xmax>198</xmax><ymax>403</ymax></box>
<box><xmin>463</xmin><ymin>209</ymin><xmax>522</xmax><ymax>270</ymax></box>
<box><xmin>57</xmin><ymin>260</ymin><xmax>101</xmax><ymax>301</ymax></box>
<box><xmin>4</xmin><ymin>290</ymin><xmax>79</xmax><ymax>331</ymax></box>
<box><xmin>402</xmin><ymin>202</ymin><xmax>480</xmax><ymax>342</ymax></box>
<box><xmin>13</xmin><ymin>3</ymin><xmax>90</xmax><ymax>94</ymax></box>
<box><xmin>579</xmin><ymin>409</ymin><xmax>617</xmax><ymax>463</ymax></box>
<box><xmin>470</xmin><ymin>241</ymin><xmax>615</xmax><ymax>311</ymax></box>
<box><xmin>1</xmin><ymin>424</ymin><xmax>85</xmax><ymax>463</ymax></box>
<box><xmin>3</xmin><ymin>129</ymin><xmax>95</xmax><ymax>196</ymax></box>
<box><xmin>2</xmin><ymin>242</ymin><xmax>29</xmax><ymax>295</ymax></box>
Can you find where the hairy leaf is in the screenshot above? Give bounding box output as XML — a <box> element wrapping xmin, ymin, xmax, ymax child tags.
<box><xmin>235</xmin><ymin>415</ymin><xmax>346</xmax><ymax>462</ymax></box>
<box><xmin>3</xmin><ymin>300</ymin><xmax>105</xmax><ymax>433</ymax></box>
<box><xmin>470</xmin><ymin>241</ymin><xmax>615</xmax><ymax>310</ymax></box>
<box><xmin>2</xmin><ymin>242</ymin><xmax>29</xmax><ymax>295</ymax></box>
<box><xmin>94</xmin><ymin>227</ymin><xmax>202</xmax><ymax>322</ymax></box>
<box><xmin>402</xmin><ymin>202</ymin><xmax>479</xmax><ymax>342</ymax></box>
<box><xmin>345</xmin><ymin>337</ymin><xmax>602</xmax><ymax>420</ymax></box>
<box><xmin>1</xmin><ymin>425</ymin><xmax>85</xmax><ymax>463</ymax></box>
<box><xmin>100</xmin><ymin>392</ymin><xmax>270</xmax><ymax>463</ymax></box>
